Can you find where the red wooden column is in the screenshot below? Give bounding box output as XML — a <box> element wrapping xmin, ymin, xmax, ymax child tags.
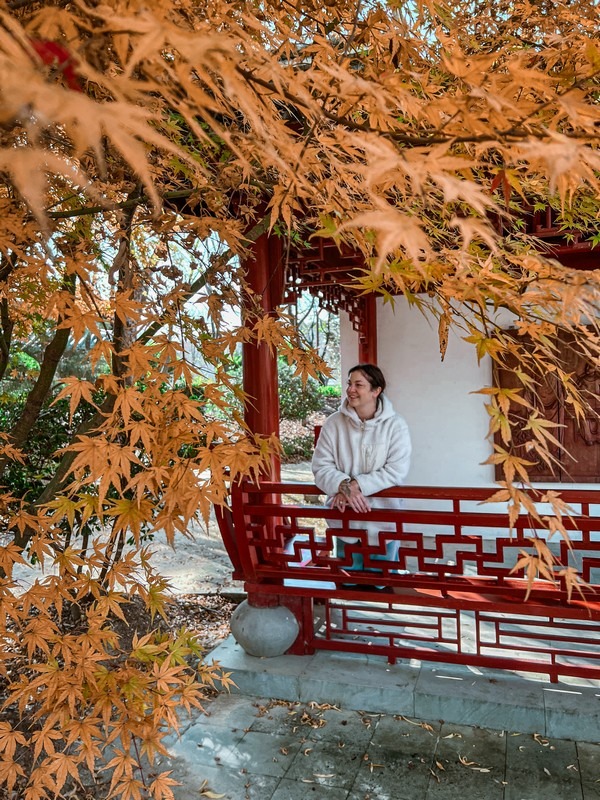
<box><xmin>358</xmin><ymin>293</ymin><xmax>378</xmax><ymax>364</ymax></box>
<box><xmin>240</xmin><ymin>233</ymin><xmax>296</xmax><ymax>624</ymax></box>
<box><xmin>241</xmin><ymin>233</ymin><xmax>285</xmax><ymax>480</ymax></box>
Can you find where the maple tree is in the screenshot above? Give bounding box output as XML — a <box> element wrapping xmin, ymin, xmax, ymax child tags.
<box><xmin>0</xmin><ymin>0</ymin><xmax>599</xmax><ymax>796</ymax></box>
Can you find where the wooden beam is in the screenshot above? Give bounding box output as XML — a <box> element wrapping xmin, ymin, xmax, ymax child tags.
<box><xmin>359</xmin><ymin>293</ymin><xmax>378</xmax><ymax>364</ymax></box>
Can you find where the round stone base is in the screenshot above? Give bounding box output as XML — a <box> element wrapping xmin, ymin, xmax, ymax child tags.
<box><xmin>230</xmin><ymin>600</ymin><xmax>299</xmax><ymax>657</ymax></box>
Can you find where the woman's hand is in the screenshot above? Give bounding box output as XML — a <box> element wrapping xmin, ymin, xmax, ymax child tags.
<box><xmin>337</xmin><ymin>479</ymin><xmax>371</xmax><ymax>513</ymax></box>
<box><xmin>332</xmin><ymin>491</ymin><xmax>348</xmax><ymax>511</ymax></box>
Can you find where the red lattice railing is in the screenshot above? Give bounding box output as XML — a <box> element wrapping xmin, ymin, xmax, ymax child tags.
<box><xmin>218</xmin><ymin>481</ymin><xmax>600</xmax><ymax>682</ymax></box>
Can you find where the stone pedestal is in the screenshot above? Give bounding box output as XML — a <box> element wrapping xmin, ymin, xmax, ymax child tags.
<box><xmin>230</xmin><ymin>600</ymin><xmax>299</xmax><ymax>658</ymax></box>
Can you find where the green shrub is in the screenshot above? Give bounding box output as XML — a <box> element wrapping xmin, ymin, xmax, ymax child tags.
<box><xmin>0</xmin><ymin>394</ymin><xmax>97</xmax><ymax>501</ymax></box>
<box><xmin>318</xmin><ymin>384</ymin><xmax>341</xmax><ymax>398</ymax></box>
<box><xmin>281</xmin><ymin>433</ymin><xmax>314</xmax><ymax>462</ymax></box>
<box><xmin>278</xmin><ymin>359</ymin><xmax>322</xmax><ymax>421</ymax></box>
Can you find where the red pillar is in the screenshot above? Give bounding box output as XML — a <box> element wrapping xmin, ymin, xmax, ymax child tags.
<box><xmin>358</xmin><ymin>293</ymin><xmax>378</xmax><ymax>364</ymax></box>
<box><xmin>241</xmin><ymin>234</ymin><xmax>284</xmax><ymax>480</ymax></box>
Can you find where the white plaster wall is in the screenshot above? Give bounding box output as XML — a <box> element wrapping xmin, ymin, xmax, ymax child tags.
<box><xmin>341</xmin><ymin>300</ymin><xmax>600</xmax><ymax>490</ymax></box>
<box><xmin>340</xmin><ymin>299</ymin><xmax>495</xmax><ymax>487</ymax></box>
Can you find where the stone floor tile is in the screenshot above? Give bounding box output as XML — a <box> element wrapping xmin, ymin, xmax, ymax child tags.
<box><xmin>299</xmin><ymin>654</ymin><xmax>418</xmax><ymax>716</ymax></box>
<box><xmin>169</xmin><ymin>762</ymin><xmax>280</xmax><ymax>800</ymax></box>
<box><xmin>164</xmin><ymin>638</ymin><xmax>600</xmax><ymax>800</ymax></box>
<box><xmin>369</xmin><ymin>714</ymin><xmax>441</xmax><ymax>752</ymax></box>
<box><xmin>544</xmin><ymin>686</ymin><xmax>600</xmax><ymax>742</ymax></box>
<box><xmin>271</xmin><ymin>777</ymin><xmax>350</xmax><ymax>800</ymax></box>
<box><xmin>248</xmin><ymin>699</ymin><xmax>306</xmax><ymax>735</ymax></box>
<box><xmin>216</xmin><ymin>729</ymin><xmax>303</xmax><ymax>778</ymax></box>
<box><xmin>415</xmin><ymin>670</ymin><xmax>545</xmax><ymax>735</ymax></box>
<box><xmin>504</xmin><ymin>731</ymin><xmax>583</xmax><ymax>800</ymax></box>
<box><xmin>348</xmin><ymin>742</ymin><xmax>433</xmax><ymax>800</ymax></box>
<box><xmin>284</xmin><ymin>738</ymin><xmax>364</xmax><ymax>789</ymax></box>
<box><xmin>348</xmin><ymin>716</ymin><xmax>442</xmax><ymax>800</ymax></box>
<box><xmin>190</xmin><ymin>693</ymin><xmax>268</xmax><ymax>733</ymax></box>
<box><xmin>304</xmin><ymin>707</ymin><xmax>379</xmax><ymax>746</ymax></box>
<box><xmin>425</xmin><ymin>724</ymin><xmax>506</xmax><ymax>800</ymax></box>
<box><xmin>577</xmin><ymin>742</ymin><xmax>600</xmax><ymax>800</ymax></box>
<box><xmin>215</xmin><ymin>637</ymin><xmax>308</xmax><ymax>701</ymax></box>
<box><xmin>577</xmin><ymin>741</ymin><xmax>600</xmax><ymax>775</ymax></box>
<box><xmin>164</xmin><ymin>722</ymin><xmax>246</xmax><ymax>770</ymax></box>
<box><xmin>582</xmin><ymin>782</ymin><xmax>600</xmax><ymax>800</ymax></box>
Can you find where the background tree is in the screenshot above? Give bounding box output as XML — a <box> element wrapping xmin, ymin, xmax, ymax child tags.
<box><xmin>0</xmin><ymin>0</ymin><xmax>599</xmax><ymax>797</ymax></box>
<box><xmin>289</xmin><ymin>291</ymin><xmax>341</xmax><ymax>385</ymax></box>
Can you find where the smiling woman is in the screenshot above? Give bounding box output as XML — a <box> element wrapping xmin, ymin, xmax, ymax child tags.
<box><xmin>311</xmin><ymin>364</ymin><xmax>412</xmax><ymax>584</ymax></box>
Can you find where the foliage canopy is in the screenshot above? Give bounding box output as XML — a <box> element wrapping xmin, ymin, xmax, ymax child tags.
<box><xmin>0</xmin><ymin>0</ymin><xmax>599</xmax><ymax>797</ymax></box>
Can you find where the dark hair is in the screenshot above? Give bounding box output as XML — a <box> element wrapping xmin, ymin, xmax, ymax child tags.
<box><xmin>348</xmin><ymin>363</ymin><xmax>386</xmax><ymax>407</ymax></box>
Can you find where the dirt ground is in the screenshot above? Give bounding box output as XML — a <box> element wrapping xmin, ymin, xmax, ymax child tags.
<box><xmin>150</xmin><ymin>460</ymin><xmax>314</xmax><ymax>596</ymax></box>
<box><xmin>150</xmin><ymin>515</ymin><xmax>243</xmax><ymax>596</ymax></box>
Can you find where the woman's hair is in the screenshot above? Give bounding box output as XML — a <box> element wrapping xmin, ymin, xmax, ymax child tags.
<box><xmin>348</xmin><ymin>364</ymin><xmax>386</xmax><ymax>404</ymax></box>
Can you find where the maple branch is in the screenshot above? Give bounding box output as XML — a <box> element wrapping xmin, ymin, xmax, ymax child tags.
<box><xmin>136</xmin><ymin>215</ymin><xmax>271</xmax><ymax>345</ymax></box>
<box><xmin>46</xmin><ymin>189</ymin><xmax>199</xmax><ymax>220</ymax></box>
<box><xmin>32</xmin><ymin>394</ymin><xmax>114</xmax><ymax>495</ymax></box>
<box><xmin>0</xmin><ymin>250</ymin><xmax>15</xmax><ymax>283</ymax></box>
<box><xmin>110</xmin><ymin>189</ymin><xmax>139</xmax><ymax>381</ymax></box>
<box><xmin>0</xmin><ymin>274</ymin><xmax>76</xmax><ymax>479</ymax></box>
<box><xmin>11</xmin><ymin>201</ymin><xmax>140</xmax><ymax>546</ymax></box>
<box><xmin>6</xmin><ymin>0</ymin><xmax>37</xmax><ymax>8</ymax></box>
<box><xmin>234</xmin><ymin>65</ymin><xmax>600</xmax><ymax>147</ymax></box>
<box><xmin>0</xmin><ymin>252</ymin><xmax>16</xmax><ymax>380</ymax></box>
<box><xmin>7</xmin><ymin>0</ymin><xmax>70</xmax><ymax>11</ymax></box>
<box><xmin>0</xmin><ymin>297</ymin><xmax>14</xmax><ymax>382</ymax></box>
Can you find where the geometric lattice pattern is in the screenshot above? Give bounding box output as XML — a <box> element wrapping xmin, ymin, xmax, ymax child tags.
<box><xmin>283</xmin><ymin>240</ymin><xmax>370</xmax><ymax>335</ymax></box>
<box><xmin>225</xmin><ymin>480</ymin><xmax>600</xmax><ymax>682</ymax></box>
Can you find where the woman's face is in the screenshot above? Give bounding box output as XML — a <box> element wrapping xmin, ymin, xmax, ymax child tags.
<box><xmin>346</xmin><ymin>370</ymin><xmax>382</xmax><ymax>418</ymax></box>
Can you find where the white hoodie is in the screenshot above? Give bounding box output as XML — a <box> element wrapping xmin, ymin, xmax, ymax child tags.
<box><xmin>312</xmin><ymin>395</ymin><xmax>411</xmax><ymax>544</ymax></box>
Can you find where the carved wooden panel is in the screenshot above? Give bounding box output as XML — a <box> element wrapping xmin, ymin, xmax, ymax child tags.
<box><xmin>493</xmin><ymin>332</ymin><xmax>600</xmax><ymax>482</ymax></box>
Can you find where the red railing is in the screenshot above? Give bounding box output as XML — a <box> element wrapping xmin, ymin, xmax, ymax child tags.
<box><xmin>218</xmin><ymin>481</ymin><xmax>600</xmax><ymax>682</ymax></box>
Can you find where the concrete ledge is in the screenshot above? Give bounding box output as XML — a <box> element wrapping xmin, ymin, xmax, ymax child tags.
<box><xmin>208</xmin><ymin>636</ymin><xmax>600</xmax><ymax>743</ymax></box>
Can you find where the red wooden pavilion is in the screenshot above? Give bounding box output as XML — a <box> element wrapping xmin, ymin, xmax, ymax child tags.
<box><xmin>222</xmin><ymin>210</ymin><xmax>600</xmax><ymax>683</ymax></box>
<box><xmin>240</xmin><ymin>207</ymin><xmax>598</xmax><ymax>477</ymax></box>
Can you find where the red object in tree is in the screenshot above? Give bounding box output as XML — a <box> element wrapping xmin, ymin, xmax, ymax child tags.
<box><xmin>30</xmin><ymin>39</ymin><xmax>83</xmax><ymax>92</ymax></box>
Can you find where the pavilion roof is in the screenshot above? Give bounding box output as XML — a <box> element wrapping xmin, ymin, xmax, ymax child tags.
<box><xmin>283</xmin><ymin>207</ymin><xmax>599</xmax><ymax>319</ymax></box>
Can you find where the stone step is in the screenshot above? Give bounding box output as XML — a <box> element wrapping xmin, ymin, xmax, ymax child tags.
<box><xmin>210</xmin><ymin>635</ymin><xmax>600</xmax><ymax>743</ymax></box>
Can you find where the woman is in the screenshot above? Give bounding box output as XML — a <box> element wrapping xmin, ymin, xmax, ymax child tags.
<box><xmin>312</xmin><ymin>363</ymin><xmax>411</xmax><ymax>584</ymax></box>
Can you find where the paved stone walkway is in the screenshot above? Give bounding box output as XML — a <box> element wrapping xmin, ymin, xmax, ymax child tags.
<box><xmin>162</xmin><ymin>691</ymin><xmax>600</xmax><ymax>800</ymax></box>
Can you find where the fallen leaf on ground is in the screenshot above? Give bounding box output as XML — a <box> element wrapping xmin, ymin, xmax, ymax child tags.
<box><xmin>398</xmin><ymin>716</ymin><xmax>434</xmax><ymax>733</ymax></box>
<box><xmin>199</xmin><ymin>779</ymin><xmax>226</xmax><ymax>799</ymax></box>
<box><xmin>301</xmin><ymin>712</ymin><xmax>326</xmax><ymax>728</ymax></box>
